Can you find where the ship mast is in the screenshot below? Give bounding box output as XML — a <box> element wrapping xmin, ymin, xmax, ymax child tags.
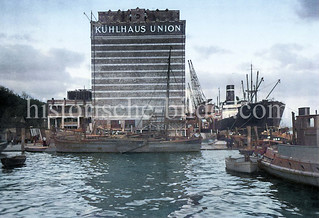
<box><xmin>164</xmin><ymin>48</ymin><xmax>172</xmax><ymax>139</ymax></box>
<box><xmin>246</xmin><ymin>74</ymin><xmax>250</xmax><ymax>102</ymax></box>
<box><xmin>89</xmin><ymin>12</ymin><xmax>96</xmax><ymax>120</ymax></box>
<box><xmin>244</xmin><ymin>65</ymin><xmax>264</xmax><ymax>103</ymax></box>
<box><xmin>250</xmin><ymin>64</ymin><xmax>253</xmax><ymax>102</ymax></box>
<box><xmin>255</xmin><ymin>71</ymin><xmax>259</xmax><ymax>103</ymax></box>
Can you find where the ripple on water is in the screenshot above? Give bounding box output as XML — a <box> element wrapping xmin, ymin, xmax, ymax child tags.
<box><xmin>1</xmin><ymin>150</ymin><xmax>319</xmax><ymax>217</ymax></box>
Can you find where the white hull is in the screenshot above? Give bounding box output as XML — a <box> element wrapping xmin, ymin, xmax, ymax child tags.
<box><xmin>225</xmin><ymin>156</ymin><xmax>258</xmax><ymax>173</ymax></box>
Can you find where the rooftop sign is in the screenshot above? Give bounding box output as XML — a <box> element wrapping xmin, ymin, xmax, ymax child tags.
<box><xmin>92</xmin><ymin>21</ymin><xmax>185</xmax><ymax>36</ymax></box>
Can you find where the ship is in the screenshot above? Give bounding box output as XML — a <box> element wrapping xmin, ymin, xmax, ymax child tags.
<box><xmin>216</xmin><ymin>65</ymin><xmax>285</xmax><ymax>131</ymax></box>
<box><xmin>54</xmin><ymin>49</ymin><xmax>201</xmax><ymax>153</ymax></box>
<box><xmin>54</xmin><ymin>134</ymin><xmax>201</xmax><ymax>153</ymax></box>
<box><xmin>259</xmin><ymin>107</ymin><xmax>319</xmax><ymax>187</ymax></box>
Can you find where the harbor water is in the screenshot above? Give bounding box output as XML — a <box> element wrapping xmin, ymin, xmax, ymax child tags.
<box><xmin>1</xmin><ymin>150</ymin><xmax>318</xmax><ymax>217</ymax></box>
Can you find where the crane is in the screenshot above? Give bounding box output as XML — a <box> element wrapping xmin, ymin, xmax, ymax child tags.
<box><xmin>188</xmin><ymin>60</ymin><xmax>209</xmax><ymax>108</ymax></box>
<box><xmin>187</xmin><ymin>83</ymin><xmax>197</xmax><ymax>111</ymax></box>
<box><xmin>266</xmin><ymin>79</ymin><xmax>281</xmax><ymax>99</ymax></box>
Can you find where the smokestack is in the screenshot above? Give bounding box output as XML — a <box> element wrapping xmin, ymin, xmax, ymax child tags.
<box><xmin>226</xmin><ymin>85</ymin><xmax>235</xmax><ymax>105</ymax></box>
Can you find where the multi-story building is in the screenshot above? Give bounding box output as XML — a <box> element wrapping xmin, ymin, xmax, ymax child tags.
<box><xmin>47</xmin><ymin>89</ymin><xmax>92</xmax><ymax>129</ymax></box>
<box><xmin>91</xmin><ymin>8</ymin><xmax>186</xmax><ymax>131</ymax></box>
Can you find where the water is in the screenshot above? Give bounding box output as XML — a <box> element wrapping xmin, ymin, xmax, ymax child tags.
<box><xmin>1</xmin><ymin>150</ymin><xmax>318</xmax><ymax>217</ymax></box>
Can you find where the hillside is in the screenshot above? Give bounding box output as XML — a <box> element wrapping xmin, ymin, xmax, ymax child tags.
<box><xmin>0</xmin><ymin>86</ymin><xmax>46</xmax><ymax>128</ymax></box>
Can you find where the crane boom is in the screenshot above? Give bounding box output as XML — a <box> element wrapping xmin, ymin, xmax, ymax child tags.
<box><xmin>188</xmin><ymin>60</ymin><xmax>206</xmax><ymax>108</ymax></box>
<box><xmin>187</xmin><ymin>83</ymin><xmax>197</xmax><ymax>110</ymax></box>
<box><xmin>266</xmin><ymin>79</ymin><xmax>280</xmax><ymax>99</ymax></box>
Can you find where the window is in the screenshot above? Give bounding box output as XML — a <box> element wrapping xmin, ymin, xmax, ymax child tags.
<box><xmin>309</xmin><ymin>118</ymin><xmax>315</xmax><ymax>127</ymax></box>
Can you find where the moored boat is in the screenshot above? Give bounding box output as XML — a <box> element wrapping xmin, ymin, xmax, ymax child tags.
<box><xmin>54</xmin><ymin>49</ymin><xmax>202</xmax><ymax>153</ymax></box>
<box><xmin>24</xmin><ymin>145</ymin><xmax>56</xmax><ymax>152</ymax></box>
<box><xmin>216</xmin><ymin>65</ymin><xmax>285</xmax><ymax>132</ymax></box>
<box><xmin>217</xmin><ymin>100</ymin><xmax>285</xmax><ymax>131</ymax></box>
<box><xmin>54</xmin><ymin>135</ymin><xmax>201</xmax><ymax>153</ymax></box>
<box><xmin>1</xmin><ymin>155</ymin><xmax>26</xmax><ymax>168</ymax></box>
<box><xmin>225</xmin><ymin>155</ymin><xmax>258</xmax><ymax>173</ymax></box>
<box><xmin>259</xmin><ymin>145</ymin><xmax>319</xmax><ymax>187</ymax></box>
<box><xmin>259</xmin><ymin>107</ymin><xmax>319</xmax><ymax>187</ymax></box>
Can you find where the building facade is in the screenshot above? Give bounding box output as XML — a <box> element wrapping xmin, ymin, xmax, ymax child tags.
<box><xmin>47</xmin><ymin>89</ymin><xmax>92</xmax><ymax>130</ymax></box>
<box><xmin>67</xmin><ymin>89</ymin><xmax>92</xmax><ymax>101</ymax></box>
<box><xmin>91</xmin><ymin>8</ymin><xmax>186</xmax><ymax>131</ymax></box>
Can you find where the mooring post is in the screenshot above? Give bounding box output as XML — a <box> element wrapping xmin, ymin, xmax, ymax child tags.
<box><xmin>247</xmin><ymin>126</ymin><xmax>252</xmax><ymax>150</ymax></box>
<box><xmin>21</xmin><ymin>127</ymin><xmax>25</xmax><ymax>152</ymax></box>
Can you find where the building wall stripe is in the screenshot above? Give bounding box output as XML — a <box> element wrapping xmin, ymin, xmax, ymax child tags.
<box><xmin>94</xmin><ymin>63</ymin><xmax>183</xmax><ymax>67</ymax></box>
<box><xmin>93</xmin><ymin>83</ymin><xmax>183</xmax><ymax>86</ymax></box>
<box><xmin>93</xmin><ymin>90</ymin><xmax>182</xmax><ymax>93</ymax></box>
<box><xmin>92</xmin><ymin>49</ymin><xmax>184</xmax><ymax>53</ymax></box>
<box><xmin>93</xmin><ymin>43</ymin><xmax>184</xmax><ymax>47</ymax></box>
<box><xmin>95</xmin><ymin>97</ymin><xmax>184</xmax><ymax>100</ymax></box>
<box><xmin>94</xmin><ymin>76</ymin><xmax>183</xmax><ymax>80</ymax></box>
<box><xmin>93</xmin><ymin>56</ymin><xmax>183</xmax><ymax>60</ymax></box>
<box><xmin>93</xmin><ymin>69</ymin><xmax>183</xmax><ymax>73</ymax></box>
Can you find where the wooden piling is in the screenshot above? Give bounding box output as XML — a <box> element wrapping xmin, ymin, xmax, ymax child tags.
<box><xmin>247</xmin><ymin>126</ymin><xmax>252</xmax><ymax>149</ymax></box>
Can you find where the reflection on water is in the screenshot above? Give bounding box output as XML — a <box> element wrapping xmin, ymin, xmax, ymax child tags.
<box><xmin>0</xmin><ymin>151</ymin><xmax>318</xmax><ymax>217</ymax></box>
<box><xmin>79</xmin><ymin>153</ymin><xmax>199</xmax><ymax>217</ymax></box>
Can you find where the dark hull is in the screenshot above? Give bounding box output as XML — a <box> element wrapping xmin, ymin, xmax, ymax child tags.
<box><xmin>1</xmin><ymin>155</ymin><xmax>26</xmax><ymax>168</ymax></box>
<box><xmin>217</xmin><ymin>100</ymin><xmax>285</xmax><ymax>131</ymax></box>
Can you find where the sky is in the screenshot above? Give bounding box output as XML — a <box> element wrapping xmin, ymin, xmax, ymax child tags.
<box><xmin>0</xmin><ymin>0</ymin><xmax>319</xmax><ymax>126</ymax></box>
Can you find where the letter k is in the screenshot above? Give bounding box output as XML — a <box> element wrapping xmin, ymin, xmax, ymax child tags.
<box><xmin>95</xmin><ymin>26</ymin><xmax>101</xmax><ymax>33</ymax></box>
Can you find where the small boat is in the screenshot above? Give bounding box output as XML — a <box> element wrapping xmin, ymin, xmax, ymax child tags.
<box><xmin>225</xmin><ymin>155</ymin><xmax>258</xmax><ymax>173</ymax></box>
<box><xmin>24</xmin><ymin>145</ymin><xmax>55</xmax><ymax>152</ymax></box>
<box><xmin>1</xmin><ymin>155</ymin><xmax>26</xmax><ymax>168</ymax></box>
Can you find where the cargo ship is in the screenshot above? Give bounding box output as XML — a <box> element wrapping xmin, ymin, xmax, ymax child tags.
<box><xmin>216</xmin><ymin>65</ymin><xmax>285</xmax><ymax>131</ymax></box>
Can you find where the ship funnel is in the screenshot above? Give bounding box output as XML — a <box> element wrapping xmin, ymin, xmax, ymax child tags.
<box><xmin>226</xmin><ymin>85</ymin><xmax>235</xmax><ymax>104</ymax></box>
<box><xmin>298</xmin><ymin>107</ymin><xmax>310</xmax><ymax>116</ymax></box>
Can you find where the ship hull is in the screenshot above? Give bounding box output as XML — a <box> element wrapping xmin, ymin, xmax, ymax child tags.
<box><xmin>225</xmin><ymin>156</ymin><xmax>258</xmax><ymax>173</ymax></box>
<box><xmin>259</xmin><ymin>145</ymin><xmax>319</xmax><ymax>187</ymax></box>
<box><xmin>217</xmin><ymin>100</ymin><xmax>285</xmax><ymax>131</ymax></box>
<box><xmin>54</xmin><ymin>137</ymin><xmax>201</xmax><ymax>153</ymax></box>
<box><xmin>260</xmin><ymin>160</ymin><xmax>319</xmax><ymax>187</ymax></box>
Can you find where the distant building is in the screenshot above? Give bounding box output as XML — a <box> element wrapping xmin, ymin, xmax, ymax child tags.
<box><xmin>67</xmin><ymin>89</ymin><xmax>92</xmax><ymax>101</ymax></box>
<box><xmin>91</xmin><ymin>8</ymin><xmax>186</xmax><ymax>131</ymax></box>
<box><xmin>47</xmin><ymin>90</ymin><xmax>92</xmax><ymax>129</ymax></box>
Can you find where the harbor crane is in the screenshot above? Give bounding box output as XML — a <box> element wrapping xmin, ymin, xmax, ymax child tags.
<box><xmin>187</xmin><ymin>83</ymin><xmax>197</xmax><ymax>111</ymax></box>
<box><xmin>188</xmin><ymin>60</ymin><xmax>211</xmax><ymax>109</ymax></box>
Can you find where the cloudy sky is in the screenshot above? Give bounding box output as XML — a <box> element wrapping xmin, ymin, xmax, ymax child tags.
<box><xmin>0</xmin><ymin>0</ymin><xmax>318</xmax><ymax>126</ymax></box>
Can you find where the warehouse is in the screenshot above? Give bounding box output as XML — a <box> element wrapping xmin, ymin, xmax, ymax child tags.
<box><xmin>91</xmin><ymin>8</ymin><xmax>186</xmax><ymax>131</ymax></box>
